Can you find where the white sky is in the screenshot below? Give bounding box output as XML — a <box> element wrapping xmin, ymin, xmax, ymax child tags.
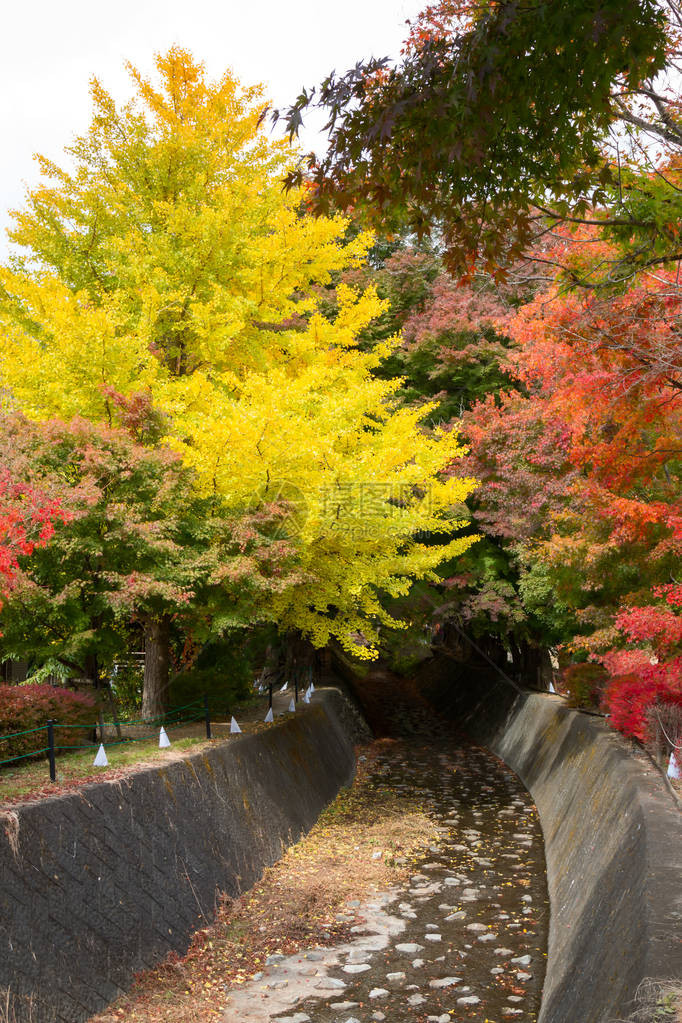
<box><xmin>0</xmin><ymin>0</ymin><xmax>424</xmax><ymax>257</ymax></box>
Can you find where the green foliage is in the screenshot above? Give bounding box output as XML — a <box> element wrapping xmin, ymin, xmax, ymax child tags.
<box><xmin>278</xmin><ymin>0</ymin><xmax>667</xmax><ymax>272</ymax></box>
<box><xmin>0</xmin><ymin>415</ymin><xmax>205</xmax><ymax>681</ymax></box>
<box><xmin>561</xmin><ymin>663</ymin><xmax>608</xmax><ymax>710</ymax></box>
<box><xmin>110</xmin><ymin>657</ymin><xmax>145</xmax><ymax>715</ymax></box>
<box><xmin>168</xmin><ymin>631</ymin><xmax>266</xmax><ymax>715</ymax></box>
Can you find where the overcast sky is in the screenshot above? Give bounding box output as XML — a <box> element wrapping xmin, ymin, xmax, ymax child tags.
<box><xmin>0</xmin><ymin>0</ymin><xmax>424</xmax><ymax>257</ymax></box>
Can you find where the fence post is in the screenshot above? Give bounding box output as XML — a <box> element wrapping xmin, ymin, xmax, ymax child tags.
<box><xmin>47</xmin><ymin>720</ymin><xmax>56</xmax><ymax>782</ymax></box>
<box><xmin>203</xmin><ymin>694</ymin><xmax>211</xmax><ymax>740</ymax></box>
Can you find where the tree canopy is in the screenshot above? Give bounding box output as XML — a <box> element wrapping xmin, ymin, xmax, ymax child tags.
<box><xmin>0</xmin><ymin>48</ymin><xmax>477</xmax><ymax>671</ymax></box>
<box><xmin>274</xmin><ymin>0</ymin><xmax>672</xmax><ymax>275</ymax></box>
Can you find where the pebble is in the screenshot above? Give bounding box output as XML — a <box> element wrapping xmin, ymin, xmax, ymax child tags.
<box><xmin>330</xmin><ymin>1003</ymin><xmax>359</xmax><ymax>1010</ymax></box>
<box><xmin>425</xmin><ymin>933</ymin><xmax>442</xmax><ymax>942</ymax></box>
<box><xmin>396</xmin><ymin>942</ymin><xmax>424</xmax><ymax>954</ymax></box>
<box><xmin>428</xmin><ymin>1016</ymin><xmax>452</xmax><ymax>1023</ymax></box>
<box><xmin>466</xmin><ymin>922</ymin><xmax>488</xmax><ymax>932</ymax></box>
<box><xmin>457</xmin><ymin>995</ymin><xmax>481</xmax><ymax>1005</ymax></box>
<box><xmin>386</xmin><ymin>972</ymin><xmax>406</xmax><ymax>981</ymax></box>
<box><xmin>316</xmin><ymin>977</ymin><xmax>346</xmax><ymax>989</ymax></box>
<box><xmin>408</xmin><ymin>993</ymin><xmax>427</xmax><ymax>1006</ymax></box>
<box><xmin>278</xmin><ymin>1016</ymin><xmax>311</xmax><ymax>1023</ymax></box>
<box><xmin>369</xmin><ymin>988</ymin><xmax>389</xmax><ymax>998</ymax></box>
<box><xmin>512</xmin><ymin>954</ymin><xmax>532</xmax><ymax>966</ymax></box>
<box><xmin>343</xmin><ymin>963</ymin><xmax>371</xmax><ymax>973</ymax></box>
<box><xmin>412</xmin><ymin>958</ymin><xmax>425</xmax><ymax>968</ymax></box>
<box><xmin>372</xmin><ymin>1014</ymin><xmax>386</xmax><ymax>1022</ymax></box>
<box><xmin>429</xmin><ymin>976</ymin><xmax>461</xmax><ymax>988</ymax></box>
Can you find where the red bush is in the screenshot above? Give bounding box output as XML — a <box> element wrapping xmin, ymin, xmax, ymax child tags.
<box><xmin>0</xmin><ymin>684</ymin><xmax>97</xmax><ymax>764</ymax></box>
<box><xmin>604</xmin><ymin>663</ymin><xmax>682</xmax><ymax>745</ymax></box>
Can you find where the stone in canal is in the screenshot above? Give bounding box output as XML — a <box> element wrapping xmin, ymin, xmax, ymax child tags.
<box><xmin>457</xmin><ymin>995</ymin><xmax>481</xmax><ymax>1005</ymax></box>
<box><xmin>370</xmin><ymin>988</ymin><xmax>389</xmax><ymax>998</ymax></box>
<box><xmin>512</xmin><ymin>954</ymin><xmax>532</xmax><ymax>966</ymax></box>
<box><xmin>396</xmin><ymin>942</ymin><xmax>424</xmax><ymax>954</ymax></box>
<box><xmin>429</xmin><ymin>976</ymin><xmax>461</xmax><ymax>988</ymax></box>
<box><xmin>265</xmin><ymin>953</ymin><xmax>286</xmax><ymax>965</ymax></box>
<box><xmin>343</xmin><ymin>963</ymin><xmax>371</xmax><ymax>973</ymax></box>
<box><xmin>386</xmin><ymin>972</ymin><xmax>406</xmax><ymax>981</ymax></box>
<box><xmin>408</xmin><ymin>993</ymin><xmax>427</xmax><ymax>1006</ymax></box>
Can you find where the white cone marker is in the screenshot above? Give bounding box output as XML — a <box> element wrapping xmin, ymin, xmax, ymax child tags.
<box><xmin>310</xmin><ymin>682</ymin><xmax>315</xmax><ymax>693</ymax></box>
<box><xmin>303</xmin><ymin>691</ymin><xmax>310</xmax><ymax>704</ymax></box>
<box><xmin>264</xmin><ymin>707</ymin><xmax>274</xmax><ymax>723</ymax></box>
<box><xmin>668</xmin><ymin>751</ymin><xmax>681</xmax><ymax>781</ymax></box>
<box><xmin>279</xmin><ymin>681</ymin><xmax>288</xmax><ymax>692</ymax></box>
<box><xmin>93</xmin><ymin>744</ymin><xmax>108</xmax><ymax>767</ymax></box>
<box><xmin>548</xmin><ymin>680</ymin><xmax>556</xmax><ymax>694</ymax></box>
<box><xmin>288</xmin><ymin>697</ymin><xmax>296</xmax><ymax>713</ymax></box>
<box><xmin>230</xmin><ymin>716</ymin><xmax>242</xmax><ymax>734</ymax></box>
<box><xmin>159</xmin><ymin>726</ymin><xmax>171</xmax><ymax>748</ymax></box>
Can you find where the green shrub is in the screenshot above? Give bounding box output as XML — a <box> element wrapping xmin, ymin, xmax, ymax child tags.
<box><xmin>561</xmin><ymin>663</ymin><xmax>608</xmax><ymax>709</ymax></box>
<box><xmin>0</xmin><ymin>684</ymin><xmax>97</xmax><ymax>764</ymax></box>
<box><xmin>168</xmin><ymin>632</ymin><xmax>270</xmax><ymax>718</ymax></box>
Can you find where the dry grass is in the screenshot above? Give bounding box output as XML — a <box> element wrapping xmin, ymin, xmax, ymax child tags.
<box><xmin>618</xmin><ymin>980</ymin><xmax>682</xmax><ymax>1023</ymax></box>
<box><xmin>89</xmin><ymin>738</ymin><xmax>439</xmax><ymax>1023</ymax></box>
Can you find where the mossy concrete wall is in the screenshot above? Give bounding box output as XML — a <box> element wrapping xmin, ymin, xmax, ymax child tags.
<box><xmin>0</xmin><ymin>690</ymin><xmax>356</xmax><ymax>1023</ymax></box>
<box><xmin>424</xmin><ymin>662</ymin><xmax>682</xmax><ymax>1023</ymax></box>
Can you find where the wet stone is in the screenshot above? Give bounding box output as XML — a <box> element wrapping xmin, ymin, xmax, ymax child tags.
<box><xmin>220</xmin><ymin>693</ymin><xmax>548</xmax><ymax>1023</ymax></box>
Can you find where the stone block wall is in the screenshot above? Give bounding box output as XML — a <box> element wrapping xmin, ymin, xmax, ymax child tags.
<box><xmin>0</xmin><ymin>691</ymin><xmax>356</xmax><ymax>1023</ymax></box>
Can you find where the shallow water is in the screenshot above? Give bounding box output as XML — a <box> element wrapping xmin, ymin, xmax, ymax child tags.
<box><xmin>295</xmin><ymin>732</ymin><xmax>549</xmax><ymax>1022</ymax></box>
<box><xmin>225</xmin><ymin>695</ymin><xmax>550</xmax><ymax>1023</ymax></box>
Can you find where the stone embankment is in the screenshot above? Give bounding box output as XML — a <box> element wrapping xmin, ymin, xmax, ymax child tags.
<box><xmin>0</xmin><ymin>691</ymin><xmax>356</xmax><ymax>1023</ymax></box>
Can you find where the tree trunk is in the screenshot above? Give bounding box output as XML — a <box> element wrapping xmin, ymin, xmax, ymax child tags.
<box><xmin>142</xmin><ymin>615</ymin><xmax>171</xmax><ymax>721</ymax></box>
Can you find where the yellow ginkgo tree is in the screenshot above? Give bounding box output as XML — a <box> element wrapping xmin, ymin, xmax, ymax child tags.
<box><xmin>0</xmin><ymin>48</ymin><xmax>477</xmax><ymax>708</ymax></box>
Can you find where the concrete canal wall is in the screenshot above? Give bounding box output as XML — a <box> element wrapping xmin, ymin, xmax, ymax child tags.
<box><xmin>423</xmin><ymin>659</ymin><xmax>682</xmax><ymax>1023</ymax></box>
<box><xmin>0</xmin><ymin>690</ymin><xmax>356</xmax><ymax>1023</ymax></box>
